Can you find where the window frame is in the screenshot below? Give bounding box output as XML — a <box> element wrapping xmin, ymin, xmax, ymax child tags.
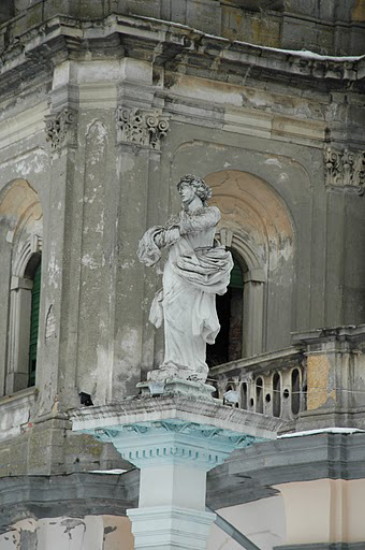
<box><xmin>5</xmin><ymin>235</ymin><xmax>42</xmax><ymax>394</ymax></box>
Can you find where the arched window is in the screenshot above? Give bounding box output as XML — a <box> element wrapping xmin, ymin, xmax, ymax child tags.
<box><xmin>6</xmin><ymin>247</ymin><xmax>42</xmax><ymax>393</ymax></box>
<box><xmin>207</xmin><ymin>255</ymin><xmax>245</xmax><ymax>366</ymax></box>
<box><xmin>205</xmin><ymin>169</ymin><xmax>295</xmax><ymax>359</ymax></box>
<box><xmin>0</xmin><ymin>180</ymin><xmax>43</xmax><ymax>395</ymax></box>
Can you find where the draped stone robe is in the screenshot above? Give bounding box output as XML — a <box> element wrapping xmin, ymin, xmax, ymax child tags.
<box><xmin>138</xmin><ymin>205</ymin><xmax>233</xmax><ymax>381</ymax></box>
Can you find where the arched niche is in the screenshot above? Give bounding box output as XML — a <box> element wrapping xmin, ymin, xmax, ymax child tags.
<box><xmin>0</xmin><ymin>179</ymin><xmax>43</xmax><ymax>394</ymax></box>
<box><xmin>205</xmin><ymin>170</ymin><xmax>294</xmax><ymax>357</ymax></box>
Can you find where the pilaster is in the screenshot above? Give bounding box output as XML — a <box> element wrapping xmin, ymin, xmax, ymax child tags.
<box><xmin>113</xmin><ymin>59</ymin><xmax>170</xmax><ymax>399</ymax></box>
<box><xmin>35</xmin><ymin>98</ymin><xmax>78</xmax><ymax>417</ymax></box>
<box><xmin>292</xmin><ymin>326</ymin><xmax>365</xmax><ymax>429</ymax></box>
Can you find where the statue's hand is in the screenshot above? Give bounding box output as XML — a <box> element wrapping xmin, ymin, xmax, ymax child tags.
<box><xmin>137</xmin><ymin>226</ymin><xmax>164</xmax><ymax>265</ymax></box>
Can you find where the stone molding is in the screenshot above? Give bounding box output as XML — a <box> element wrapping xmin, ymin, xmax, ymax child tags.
<box><xmin>6</xmin><ymin>231</ymin><xmax>43</xmax><ymax>394</ymax></box>
<box><xmin>324</xmin><ymin>147</ymin><xmax>365</xmax><ymax>193</ymax></box>
<box><xmin>115</xmin><ymin>106</ymin><xmax>169</xmax><ymax>149</ymax></box>
<box><xmin>71</xmin><ymin>394</ymin><xmax>284</xmax><ymax>439</ymax></box>
<box><xmin>0</xmin><ymin>14</ymin><xmax>362</xmax><ymax>107</ymax></box>
<box><xmin>127</xmin><ymin>505</ymin><xmax>216</xmax><ymax>550</ymax></box>
<box><xmin>88</xmin><ymin>418</ymin><xmax>259</xmax><ymax>470</ymax></box>
<box><xmin>45</xmin><ymin>107</ymin><xmax>77</xmax><ymax>151</ymax></box>
<box><xmin>13</xmin><ymin>233</ymin><xmax>42</xmax><ymax>277</ymax></box>
<box><xmin>291</xmin><ymin>325</ymin><xmax>365</xmax><ymax>352</ymax></box>
<box><xmin>0</xmin><ymin>471</ymin><xmax>139</xmax><ymax>534</ymax></box>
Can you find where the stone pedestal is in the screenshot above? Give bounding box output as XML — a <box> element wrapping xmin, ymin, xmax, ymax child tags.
<box><xmin>72</xmin><ymin>384</ymin><xmax>283</xmax><ymax>550</ymax></box>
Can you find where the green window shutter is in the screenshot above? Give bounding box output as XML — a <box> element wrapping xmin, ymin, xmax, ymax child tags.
<box><xmin>229</xmin><ymin>260</ymin><xmax>244</xmax><ymax>289</ymax></box>
<box><xmin>28</xmin><ymin>262</ymin><xmax>41</xmax><ymax>386</ymax></box>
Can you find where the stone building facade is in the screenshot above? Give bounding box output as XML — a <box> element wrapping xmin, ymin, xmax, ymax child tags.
<box><xmin>0</xmin><ymin>0</ymin><xmax>365</xmax><ymax>548</ymax></box>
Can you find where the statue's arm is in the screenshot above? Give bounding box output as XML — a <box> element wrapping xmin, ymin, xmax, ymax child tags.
<box><xmin>154</xmin><ymin>226</ymin><xmax>180</xmax><ymax>248</ymax></box>
<box><xmin>179</xmin><ymin>206</ymin><xmax>220</xmax><ymax>235</ymax></box>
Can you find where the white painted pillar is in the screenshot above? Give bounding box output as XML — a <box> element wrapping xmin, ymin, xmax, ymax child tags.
<box><xmin>128</xmin><ymin>461</ymin><xmax>215</xmax><ymax>550</ymax></box>
<box><xmin>72</xmin><ymin>389</ymin><xmax>276</xmax><ymax>550</ymax></box>
<box><xmin>128</xmin><ymin>506</ymin><xmax>215</xmax><ymax>550</ymax></box>
<box><xmin>87</xmin><ymin>418</ymin><xmax>259</xmax><ymax>550</ymax></box>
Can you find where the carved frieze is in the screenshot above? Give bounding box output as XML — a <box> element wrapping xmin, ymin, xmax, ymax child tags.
<box><xmin>324</xmin><ymin>147</ymin><xmax>365</xmax><ymax>192</ymax></box>
<box><xmin>45</xmin><ymin>107</ymin><xmax>77</xmax><ymax>151</ymax></box>
<box><xmin>115</xmin><ymin>106</ymin><xmax>169</xmax><ymax>150</ymax></box>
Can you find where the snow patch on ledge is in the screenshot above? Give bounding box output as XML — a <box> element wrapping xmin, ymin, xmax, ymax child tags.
<box><xmin>134</xmin><ymin>15</ymin><xmax>365</xmax><ymax>63</ymax></box>
<box><xmin>279</xmin><ymin>427</ymin><xmax>365</xmax><ymax>438</ymax></box>
<box><xmin>90</xmin><ymin>469</ymin><xmax>127</xmax><ymax>474</ymax></box>
<box><xmin>232</xmin><ymin>45</ymin><xmax>365</xmax><ymax>62</ymax></box>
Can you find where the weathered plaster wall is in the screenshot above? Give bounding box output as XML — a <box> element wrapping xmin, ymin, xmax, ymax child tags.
<box><xmin>0</xmin><ymin>515</ymin><xmax>134</xmax><ymax>550</ymax></box>
<box><xmin>276</xmin><ymin>478</ymin><xmax>365</xmax><ymax>546</ymax></box>
<box><xmin>208</xmin><ymin>496</ymin><xmax>286</xmax><ymax>550</ymax></box>
<box><xmin>0</xmin><ymin>3</ymin><xmax>364</xmax><ymax>541</ymax></box>
<box><xmin>0</xmin><ymin>12</ymin><xmax>364</xmax><ymax>453</ymax></box>
<box><xmin>5</xmin><ymin>480</ymin><xmax>364</xmax><ymax>550</ymax></box>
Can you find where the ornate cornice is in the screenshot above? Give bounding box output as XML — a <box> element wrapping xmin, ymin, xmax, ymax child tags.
<box><xmin>71</xmin><ymin>393</ymin><xmax>285</xmax><ymax>436</ymax></box>
<box><xmin>45</xmin><ymin>107</ymin><xmax>77</xmax><ymax>151</ymax></box>
<box><xmin>115</xmin><ymin>106</ymin><xmax>169</xmax><ymax>150</ymax></box>
<box><xmin>324</xmin><ymin>146</ymin><xmax>365</xmax><ymax>193</ymax></box>
<box><xmin>85</xmin><ymin>418</ymin><xmax>259</xmax><ymax>470</ymax></box>
<box><xmin>0</xmin><ymin>14</ymin><xmax>362</xmax><ymax>103</ymax></box>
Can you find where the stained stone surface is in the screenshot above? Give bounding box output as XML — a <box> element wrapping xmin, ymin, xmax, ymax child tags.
<box><xmin>0</xmin><ymin>0</ymin><xmax>365</xmax><ymax>547</ymax></box>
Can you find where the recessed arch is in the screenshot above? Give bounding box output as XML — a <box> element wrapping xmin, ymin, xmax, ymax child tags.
<box><xmin>205</xmin><ymin>169</ymin><xmax>294</xmax><ymax>358</ymax></box>
<box><xmin>0</xmin><ymin>179</ymin><xmax>43</xmax><ymax>394</ymax></box>
<box><xmin>206</xmin><ymin>169</ymin><xmax>294</xmax><ymax>267</ymax></box>
<box><xmin>0</xmin><ymin>179</ymin><xmax>42</xmax><ymax>232</ymax></box>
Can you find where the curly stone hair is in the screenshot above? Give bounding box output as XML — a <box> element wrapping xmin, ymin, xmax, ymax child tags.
<box><xmin>176</xmin><ymin>174</ymin><xmax>212</xmax><ymax>205</ymax></box>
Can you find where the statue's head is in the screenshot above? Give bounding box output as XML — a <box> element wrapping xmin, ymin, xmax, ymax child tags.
<box><xmin>176</xmin><ymin>174</ymin><xmax>212</xmax><ymax>206</ymax></box>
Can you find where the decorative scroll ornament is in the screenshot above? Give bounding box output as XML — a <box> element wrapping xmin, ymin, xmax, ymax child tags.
<box><xmin>115</xmin><ymin>106</ymin><xmax>169</xmax><ymax>150</ymax></box>
<box><xmin>45</xmin><ymin>107</ymin><xmax>76</xmax><ymax>151</ymax></box>
<box><xmin>324</xmin><ymin>147</ymin><xmax>365</xmax><ymax>193</ymax></box>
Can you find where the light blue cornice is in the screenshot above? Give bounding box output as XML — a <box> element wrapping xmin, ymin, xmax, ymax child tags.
<box><xmin>82</xmin><ymin>418</ymin><xmax>263</xmax><ymax>470</ymax></box>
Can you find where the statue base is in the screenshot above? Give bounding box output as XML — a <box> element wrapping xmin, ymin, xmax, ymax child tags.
<box><xmin>137</xmin><ymin>376</ymin><xmax>217</xmax><ymax>401</ymax></box>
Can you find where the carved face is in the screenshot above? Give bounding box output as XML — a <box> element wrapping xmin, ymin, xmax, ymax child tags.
<box><xmin>178</xmin><ymin>182</ymin><xmax>196</xmax><ymax>204</ymax></box>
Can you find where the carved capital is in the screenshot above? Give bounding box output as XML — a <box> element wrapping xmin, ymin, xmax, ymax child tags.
<box><xmin>324</xmin><ymin>147</ymin><xmax>365</xmax><ymax>193</ymax></box>
<box><xmin>115</xmin><ymin>106</ymin><xmax>169</xmax><ymax>150</ymax></box>
<box><xmin>86</xmin><ymin>419</ymin><xmax>258</xmax><ymax>470</ymax></box>
<box><xmin>45</xmin><ymin>107</ymin><xmax>77</xmax><ymax>151</ymax></box>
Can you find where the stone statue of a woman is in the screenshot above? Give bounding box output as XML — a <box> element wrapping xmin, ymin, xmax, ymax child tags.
<box><xmin>138</xmin><ymin>175</ymin><xmax>233</xmax><ymax>383</ymax></box>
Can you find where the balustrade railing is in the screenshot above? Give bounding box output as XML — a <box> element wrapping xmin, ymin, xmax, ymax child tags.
<box><xmin>210</xmin><ymin>346</ymin><xmax>306</xmax><ymax>420</ymax></box>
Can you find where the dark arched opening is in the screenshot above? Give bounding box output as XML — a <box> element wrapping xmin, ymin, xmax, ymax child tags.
<box><xmin>26</xmin><ymin>255</ymin><xmax>41</xmax><ymax>387</ymax></box>
<box><xmin>207</xmin><ymin>254</ymin><xmax>246</xmax><ymax>366</ymax></box>
<box><xmin>256</xmin><ymin>376</ymin><xmax>264</xmax><ymax>413</ymax></box>
<box><xmin>291</xmin><ymin>368</ymin><xmax>300</xmax><ymax>415</ymax></box>
<box><xmin>273</xmin><ymin>372</ymin><xmax>281</xmax><ymax>417</ymax></box>
<box><xmin>241</xmin><ymin>382</ymin><xmax>248</xmax><ymax>409</ymax></box>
